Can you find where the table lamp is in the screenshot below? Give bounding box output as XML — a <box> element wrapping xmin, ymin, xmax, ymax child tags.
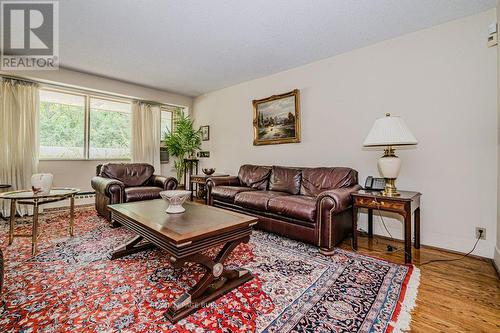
<box><xmin>363</xmin><ymin>113</ymin><xmax>418</xmax><ymax>196</ymax></box>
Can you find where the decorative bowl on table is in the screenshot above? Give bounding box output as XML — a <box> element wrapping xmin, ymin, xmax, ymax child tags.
<box><xmin>202</xmin><ymin>168</ymin><xmax>216</xmax><ymax>175</ymax></box>
<box><xmin>31</xmin><ymin>173</ymin><xmax>53</xmax><ymax>195</ymax></box>
<box><xmin>160</xmin><ymin>190</ymin><xmax>191</xmax><ymax>214</ymax></box>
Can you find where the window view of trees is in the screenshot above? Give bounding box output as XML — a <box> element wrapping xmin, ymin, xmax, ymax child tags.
<box><xmin>39</xmin><ymin>89</ymin><xmax>132</xmax><ymax>160</ymax></box>
<box><xmin>39</xmin><ymin>90</ymin><xmax>85</xmax><ymax>159</ymax></box>
<box><xmin>39</xmin><ymin>88</ymin><xmax>180</xmax><ymax>160</ymax></box>
<box><xmin>90</xmin><ymin>98</ymin><xmax>131</xmax><ymax>159</ymax></box>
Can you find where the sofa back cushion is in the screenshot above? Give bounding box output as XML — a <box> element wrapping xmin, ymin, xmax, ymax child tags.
<box><xmin>269</xmin><ymin>166</ymin><xmax>302</xmax><ymax>195</ymax></box>
<box><xmin>100</xmin><ymin>163</ymin><xmax>154</xmax><ymax>187</ymax></box>
<box><xmin>237</xmin><ymin>164</ymin><xmax>271</xmax><ymax>190</ymax></box>
<box><xmin>300</xmin><ymin>167</ymin><xmax>358</xmax><ymax>196</ymax></box>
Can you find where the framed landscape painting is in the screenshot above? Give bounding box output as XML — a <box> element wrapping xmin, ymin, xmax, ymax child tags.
<box><xmin>253</xmin><ymin>89</ymin><xmax>301</xmax><ymax>146</ymax></box>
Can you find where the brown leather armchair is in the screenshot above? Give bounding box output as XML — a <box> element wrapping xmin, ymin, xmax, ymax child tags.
<box><xmin>91</xmin><ymin>163</ymin><xmax>177</xmax><ymax>224</ymax></box>
<box><xmin>207</xmin><ymin>165</ymin><xmax>361</xmax><ymax>254</ymax></box>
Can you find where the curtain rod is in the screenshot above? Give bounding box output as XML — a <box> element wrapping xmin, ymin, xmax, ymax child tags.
<box><xmin>0</xmin><ymin>73</ymin><xmax>185</xmax><ymax>109</ymax></box>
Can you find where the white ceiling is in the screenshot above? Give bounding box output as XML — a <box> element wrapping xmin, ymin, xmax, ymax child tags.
<box><xmin>60</xmin><ymin>0</ymin><xmax>497</xmax><ymax>97</ymax></box>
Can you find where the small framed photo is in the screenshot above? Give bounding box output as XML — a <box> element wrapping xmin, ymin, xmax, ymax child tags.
<box><xmin>200</xmin><ymin>125</ymin><xmax>210</xmax><ymax>141</ymax></box>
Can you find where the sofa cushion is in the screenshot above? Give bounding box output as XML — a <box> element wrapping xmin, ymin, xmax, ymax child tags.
<box><xmin>124</xmin><ymin>186</ymin><xmax>162</xmax><ymax>202</ymax></box>
<box><xmin>237</xmin><ymin>165</ymin><xmax>271</xmax><ymax>190</ymax></box>
<box><xmin>234</xmin><ymin>191</ymin><xmax>290</xmax><ymax>210</ymax></box>
<box><xmin>267</xmin><ymin>195</ymin><xmax>317</xmax><ymax>223</ymax></box>
<box><xmin>100</xmin><ymin>163</ymin><xmax>154</xmax><ymax>187</ymax></box>
<box><xmin>269</xmin><ymin>166</ymin><xmax>302</xmax><ymax>195</ymax></box>
<box><xmin>211</xmin><ymin>186</ymin><xmax>256</xmax><ymax>203</ymax></box>
<box><xmin>300</xmin><ymin>167</ymin><xmax>358</xmax><ymax>197</ymax></box>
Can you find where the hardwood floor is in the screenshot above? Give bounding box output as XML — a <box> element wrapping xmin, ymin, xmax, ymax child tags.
<box><xmin>338</xmin><ymin>234</ymin><xmax>500</xmax><ymax>332</ymax></box>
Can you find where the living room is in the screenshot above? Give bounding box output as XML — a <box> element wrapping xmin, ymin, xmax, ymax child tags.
<box><xmin>0</xmin><ymin>1</ymin><xmax>499</xmax><ymax>332</ymax></box>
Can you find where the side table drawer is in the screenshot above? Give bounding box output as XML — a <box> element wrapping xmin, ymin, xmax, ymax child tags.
<box><xmin>190</xmin><ymin>176</ymin><xmax>206</xmax><ymax>184</ymax></box>
<box><xmin>354</xmin><ymin>197</ymin><xmax>405</xmax><ymax>212</ymax></box>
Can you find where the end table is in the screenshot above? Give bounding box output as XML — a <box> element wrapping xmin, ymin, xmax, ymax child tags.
<box><xmin>351</xmin><ymin>190</ymin><xmax>421</xmax><ymax>264</ymax></box>
<box><xmin>0</xmin><ymin>188</ymin><xmax>80</xmax><ymax>255</ymax></box>
<box><xmin>190</xmin><ymin>174</ymin><xmax>229</xmax><ymax>202</ymax></box>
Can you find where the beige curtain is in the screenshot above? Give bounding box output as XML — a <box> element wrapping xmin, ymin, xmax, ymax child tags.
<box><xmin>131</xmin><ymin>102</ymin><xmax>161</xmax><ymax>172</ymax></box>
<box><xmin>0</xmin><ymin>79</ymin><xmax>39</xmax><ymax>216</ymax></box>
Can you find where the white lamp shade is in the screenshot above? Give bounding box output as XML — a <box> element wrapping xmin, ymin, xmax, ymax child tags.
<box><xmin>363</xmin><ymin>114</ymin><xmax>418</xmax><ymax>147</ymax></box>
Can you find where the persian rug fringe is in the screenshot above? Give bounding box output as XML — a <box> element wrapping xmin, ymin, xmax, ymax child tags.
<box><xmin>389</xmin><ymin>266</ymin><xmax>421</xmax><ymax>332</ymax></box>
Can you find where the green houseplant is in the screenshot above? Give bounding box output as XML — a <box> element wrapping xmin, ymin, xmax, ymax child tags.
<box><xmin>163</xmin><ymin>109</ymin><xmax>202</xmax><ymax>185</ymax></box>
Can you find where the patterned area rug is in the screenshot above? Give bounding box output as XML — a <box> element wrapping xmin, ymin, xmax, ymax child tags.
<box><xmin>0</xmin><ymin>207</ymin><xmax>419</xmax><ymax>332</ymax></box>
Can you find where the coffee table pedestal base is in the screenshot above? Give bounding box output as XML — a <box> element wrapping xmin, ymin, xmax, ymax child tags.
<box><xmin>111</xmin><ymin>233</ymin><xmax>254</xmax><ymax>323</ymax></box>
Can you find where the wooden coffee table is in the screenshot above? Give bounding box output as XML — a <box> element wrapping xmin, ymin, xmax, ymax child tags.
<box><xmin>108</xmin><ymin>200</ymin><xmax>258</xmax><ymax>322</ymax></box>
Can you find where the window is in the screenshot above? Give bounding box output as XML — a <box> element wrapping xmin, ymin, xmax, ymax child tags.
<box><xmin>160</xmin><ymin>106</ymin><xmax>173</xmax><ymax>140</ymax></box>
<box><xmin>90</xmin><ymin>98</ymin><xmax>131</xmax><ymax>159</ymax></box>
<box><xmin>39</xmin><ymin>87</ymin><xmax>181</xmax><ymax>160</ymax></box>
<box><xmin>160</xmin><ymin>105</ymin><xmax>187</xmax><ymax>140</ymax></box>
<box><xmin>39</xmin><ymin>90</ymin><xmax>85</xmax><ymax>159</ymax></box>
<box><xmin>39</xmin><ymin>88</ymin><xmax>132</xmax><ymax>160</ymax></box>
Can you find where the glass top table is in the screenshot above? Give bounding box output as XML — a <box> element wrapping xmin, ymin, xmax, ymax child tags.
<box><xmin>0</xmin><ymin>187</ymin><xmax>80</xmax><ymax>255</ymax></box>
<box><xmin>0</xmin><ymin>188</ymin><xmax>79</xmax><ymax>202</ymax></box>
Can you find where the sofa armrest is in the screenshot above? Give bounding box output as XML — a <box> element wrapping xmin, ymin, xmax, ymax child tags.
<box><xmin>151</xmin><ymin>175</ymin><xmax>178</xmax><ymax>190</ymax></box>
<box><xmin>206</xmin><ymin>176</ymin><xmax>240</xmax><ymax>188</ymax></box>
<box><xmin>316</xmin><ymin>185</ymin><xmax>361</xmax><ymax>252</ymax></box>
<box><xmin>91</xmin><ymin>176</ymin><xmax>125</xmax><ymax>196</ymax></box>
<box><xmin>317</xmin><ymin>185</ymin><xmax>362</xmax><ymax>213</ymax></box>
<box><xmin>206</xmin><ymin>176</ymin><xmax>240</xmax><ymax>205</ymax></box>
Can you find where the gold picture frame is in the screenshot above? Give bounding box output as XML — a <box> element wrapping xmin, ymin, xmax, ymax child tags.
<box><xmin>252</xmin><ymin>89</ymin><xmax>301</xmax><ymax>146</ymax></box>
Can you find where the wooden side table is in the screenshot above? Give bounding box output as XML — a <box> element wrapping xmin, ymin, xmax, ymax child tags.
<box><xmin>351</xmin><ymin>190</ymin><xmax>421</xmax><ymax>264</ymax></box>
<box><xmin>190</xmin><ymin>174</ymin><xmax>229</xmax><ymax>202</ymax></box>
<box><xmin>183</xmin><ymin>159</ymin><xmax>199</xmax><ymax>191</ymax></box>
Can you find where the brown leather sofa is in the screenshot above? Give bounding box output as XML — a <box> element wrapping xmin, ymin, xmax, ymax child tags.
<box><xmin>207</xmin><ymin>165</ymin><xmax>361</xmax><ymax>254</ymax></box>
<box><xmin>91</xmin><ymin>163</ymin><xmax>177</xmax><ymax>224</ymax></box>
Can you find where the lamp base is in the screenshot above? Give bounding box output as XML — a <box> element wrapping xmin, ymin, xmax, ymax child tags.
<box><xmin>382</xmin><ymin>178</ymin><xmax>400</xmax><ymax>197</ymax></box>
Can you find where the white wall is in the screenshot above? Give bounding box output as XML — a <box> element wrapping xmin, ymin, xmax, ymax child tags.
<box><xmin>193</xmin><ymin>10</ymin><xmax>498</xmax><ymax>258</ymax></box>
<box><xmin>1</xmin><ymin>68</ymin><xmax>193</xmax><ymax>191</ymax></box>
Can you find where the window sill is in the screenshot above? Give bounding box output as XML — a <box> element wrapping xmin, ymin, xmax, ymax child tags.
<box><xmin>40</xmin><ymin>158</ymin><xmax>131</xmax><ymax>162</ymax></box>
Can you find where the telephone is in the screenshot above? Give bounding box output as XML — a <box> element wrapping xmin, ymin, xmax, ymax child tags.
<box><xmin>364</xmin><ymin>176</ymin><xmax>386</xmax><ymax>191</ymax></box>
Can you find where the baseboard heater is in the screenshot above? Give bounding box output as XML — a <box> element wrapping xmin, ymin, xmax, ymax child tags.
<box><xmin>75</xmin><ymin>191</ymin><xmax>95</xmax><ymax>199</ymax></box>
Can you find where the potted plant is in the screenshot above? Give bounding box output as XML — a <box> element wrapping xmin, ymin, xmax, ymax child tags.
<box><xmin>163</xmin><ymin>109</ymin><xmax>202</xmax><ymax>186</ymax></box>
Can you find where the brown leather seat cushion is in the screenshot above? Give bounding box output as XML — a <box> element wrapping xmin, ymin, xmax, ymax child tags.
<box><xmin>124</xmin><ymin>186</ymin><xmax>162</xmax><ymax>202</ymax></box>
<box><xmin>267</xmin><ymin>195</ymin><xmax>317</xmax><ymax>222</ymax></box>
<box><xmin>234</xmin><ymin>190</ymin><xmax>290</xmax><ymax>210</ymax></box>
<box><xmin>269</xmin><ymin>166</ymin><xmax>302</xmax><ymax>194</ymax></box>
<box><xmin>100</xmin><ymin>163</ymin><xmax>155</xmax><ymax>187</ymax></box>
<box><xmin>211</xmin><ymin>186</ymin><xmax>256</xmax><ymax>203</ymax></box>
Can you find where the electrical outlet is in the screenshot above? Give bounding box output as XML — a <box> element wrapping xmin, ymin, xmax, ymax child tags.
<box><xmin>475</xmin><ymin>227</ymin><xmax>486</xmax><ymax>240</ymax></box>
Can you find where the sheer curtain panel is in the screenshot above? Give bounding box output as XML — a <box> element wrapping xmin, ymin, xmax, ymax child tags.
<box><xmin>131</xmin><ymin>102</ymin><xmax>161</xmax><ymax>172</ymax></box>
<box><xmin>0</xmin><ymin>79</ymin><xmax>39</xmax><ymax>216</ymax></box>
